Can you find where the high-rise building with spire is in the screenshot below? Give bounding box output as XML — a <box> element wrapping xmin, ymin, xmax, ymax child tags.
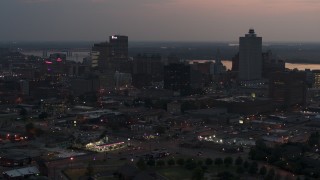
<box><xmin>238</xmin><ymin>29</ymin><xmax>262</xmax><ymax>81</ymax></box>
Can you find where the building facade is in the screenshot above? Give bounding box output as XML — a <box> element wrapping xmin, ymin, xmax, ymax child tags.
<box><xmin>132</xmin><ymin>54</ymin><xmax>163</xmax><ymax>88</ymax></box>
<box><xmin>91</xmin><ymin>42</ymin><xmax>110</xmax><ymax>70</ymax></box>
<box><xmin>269</xmin><ymin>71</ymin><xmax>307</xmax><ymax>108</ymax></box>
<box><xmin>239</xmin><ymin>29</ymin><xmax>262</xmax><ymax>81</ymax></box>
<box><xmin>164</xmin><ymin>63</ymin><xmax>191</xmax><ymax>96</ymax></box>
<box><xmin>109</xmin><ymin>35</ymin><xmax>128</xmax><ymax>61</ymax></box>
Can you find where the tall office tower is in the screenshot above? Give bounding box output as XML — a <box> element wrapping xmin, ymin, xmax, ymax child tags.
<box><xmin>91</xmin><ymin>42</ymin><xmax>110</xmax><ymax>70</ymax></box>
<box><xmin>109</xmin><ymin>35</ymin><xmax>128</xmax><ymax>60</ymax></box>
<box><xmin>239</xmin><ymin>29</ymin><xmax>262</xmax><ymax>81</ymax></box>
<box><xmin>91</xmin><ymin>35</ymin><xmax>129</xmax><ymax>74</ymax></box>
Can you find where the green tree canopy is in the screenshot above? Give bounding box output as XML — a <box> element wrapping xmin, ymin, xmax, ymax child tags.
<box><xmin>192</xmin><ymin>167</ymin><xmax>204</xmax><ymax>180</ymax></box>
<box><xmin>224</xmin><ymin>157</ymin><xmax>233</xmax><ymax>167</ymax></box>
<box><xmin>205</xmin><ymin>158</ymin><xmax>213</xmax><ymax>166</ymax></box>
<box><xmin>248</xmin><ymin>162</ymin><xmax>258</xmax><ymax>174</ymax></box>
<box><xmin>235</xmin><ymin>156</ymin><xmax>243</xmax><ymax>166</ymax></box>
<box><xmin>259</xmin><ymin>166</ymin><xmax>267</xmax><ymax>176</ymax></box>
<box><xmin>215</xmin><ymin>158</ymin><xmax>223</xmax><ymax>166</ymax></box>
<box><xmin>167</xmin><ymin>158</ymin><xmax>175</xmax><ymax>166</ymax></box>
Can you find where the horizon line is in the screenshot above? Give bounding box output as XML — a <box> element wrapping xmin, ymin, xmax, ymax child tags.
<box><xmin>1</xmin><ymin>40</ymin><xmax>320</xmax><ymax>44</ymax></box>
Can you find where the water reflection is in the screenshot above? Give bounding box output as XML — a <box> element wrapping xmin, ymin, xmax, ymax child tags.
<box><xmin>191</xmin><ymin>60</ymin><xmax>320</xmax><ymax>71</ymax></box>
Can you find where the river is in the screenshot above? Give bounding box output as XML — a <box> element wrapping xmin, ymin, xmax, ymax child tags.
<box><xmin>192</xmin><ymin>60</ymin><xmax>320</xmax><ymax>71</ymax></box>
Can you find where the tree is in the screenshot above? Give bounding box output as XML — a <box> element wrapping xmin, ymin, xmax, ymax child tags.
<box><xmin>265</xmin><ymin>168</ymin><xmax>275</xmax><ymax>180</ymax></box>
<box><xmin>157</xmin><ymin>160</ymin><xmax>165</xmax><ymax>167</ymax></box>
<box><xmin>192</xmin><ymin>167</ymin><xmax>204</xmax><ymax>180</ymax></box>
<box><xmin>235</xmin><ymin>156</ymin><xmax>243</xmax><ymax>166</ymax></box>
<box><xmin>236</xmin><ymin>166</ymin><xmax>245</xmax><ymax>174</ymax></box>
<box><xmin>248</xmin><ymin>162</ymin><xmax>258</xmax><ymax>174</ymax></box>
<box><xmin>147</xmin><ymin>159</ymin><xmax>155</xmax><ymax>166</ymax></box>
<box><xmin>205</xmin><ymin>158</ymin><xmax>213</xmax><ymax>166</ymax></box>
<box><xmin>185</xmin><ymin>158</ymin><xmax>197</xmax><ymax>170</ymax></box>
<box><xmin>217</xmin><ymin>171</ymin><xmax>234</xmax><ymax>180</ymax></box>
<box><xmin>136</xmin><ymin>158</ymin><xmax>146</xmax><ymax>170</ymax></box>
<box><xmin>259</xmin><ymin>166</ymin><xmax>267</xmax><ymax>176</ymax></box>
<box><xmin>167</xmin><ymin>158</ymin><xmax>175</xmax><ymax>166</ymax></box>
<box><xmin>243</xmin><ymin>160</ymin><xmax>249</xmax><ymax>169</ymax></box>
<box><xmin>249</xmin><ymin>148</ymin><xmax>257</xmax><ymax>160</ymax></box>
<box><xmin>250</xmin><ymin>139</ymin><xmax>270</xmax><ymax>161</ymax></box>
<box><xmin>215</xmin><ymin>158</ymin><xmax>223</xmax><ymax>166</ymax></box>
<box><xmin>224</xmin><ymin>157</ymin><xmax>233</xmax><ymax>167</ymax></box>
<box><xmin>177</xmin><ymin>158</ymin><xmax>185</xmax><ymax>166</ymax></box>
<box><xmin>197</xmin><ymin>160</ymin><xmax>203</xmax><ymax>166</ymax></box>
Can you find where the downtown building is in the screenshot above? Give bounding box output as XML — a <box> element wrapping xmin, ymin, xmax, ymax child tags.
<box><xmin>132</xmin><ymin>54</ymin><xmax>163</xmax><ymax>88</ymax></box>
<box><xmin>238</xmin><ymin>29</ymin><xmax>263</xmax><ymax>84</ymax></box>
<box><xmin>109</xmin><ymin>35</ymin><xmax>128</xmax><ymax>60</ymax></box>
<box><xmin>91</xmin><ymin>35</ymin><xmax>129</xmax><ymax>70</ymax></box>
<box><xmin>91</xmin><ymin>42</ymin><xmax>110</xmax><ymax>70</ymax></box>
<box><xmin>163</xmin><ymin>62</ymin><xmax>208</xmax><ymax>96</ymax></box>
<box><xmin>269</xmin><ymin>71</ymin><xmax>307</xmax><ymax>109</ymax></box>
<box><xmin>90</xmin><ymin>35</ymin><xmax>131</xmax><ymax>90</ymax></box>
<box><xmin>163</xmin><ymin>63</ymin><xmax>191</xmax><ymax>96</ymax></box>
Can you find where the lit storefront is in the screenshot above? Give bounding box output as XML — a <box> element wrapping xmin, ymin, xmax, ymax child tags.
<box><xmin>86</xmin><ymin>141</ymin><xmax>125</xmax><ymax>152</ymax></box>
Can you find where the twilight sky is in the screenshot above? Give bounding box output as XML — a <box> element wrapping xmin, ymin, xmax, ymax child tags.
<box><xmin>0</xmin><ymin>0</ymin><xmax>319</xmax><ymax>42</ymax></box>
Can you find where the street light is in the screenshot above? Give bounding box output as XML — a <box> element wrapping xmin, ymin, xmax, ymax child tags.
<box><xmin>70</xmin><ymin>157</ymin><xmax>74</xmax><ymax>168</ymax></box>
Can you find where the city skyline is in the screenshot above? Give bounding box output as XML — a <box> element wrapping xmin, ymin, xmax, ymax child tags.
<box><xmin>1</xmin><ymin>0</ymin><xmax>320</xmax><ymax>42</ymax></box>
<box><xmin>1</xmin><ymin>1</ymin><xmax>320</xmax><ymax>179</ymax></box>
